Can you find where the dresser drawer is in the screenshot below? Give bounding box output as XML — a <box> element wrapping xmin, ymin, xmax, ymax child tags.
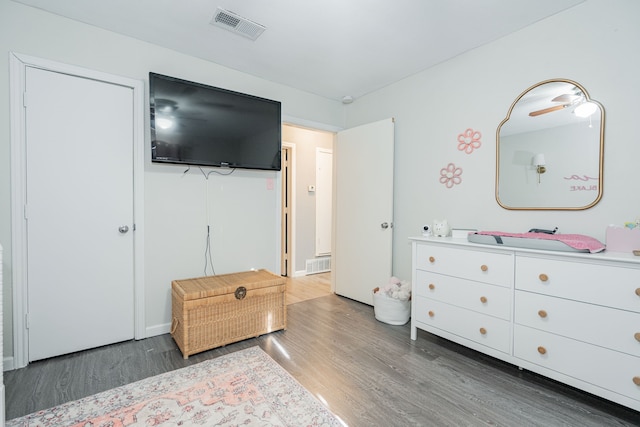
<box><xmin>416</xmin><ymin>243</ymin><xmax>513</xmax><ymax>287</ymax></box>
<box><xmin>414</xmin><ymin>296</ymin><xmax>511</xmax><ymax>353</ymax></box>
<box><xmin>416</xmin><ymin>270</ymin><xmax>511</xmax><ymax>320</ymax></box>
<box><xmin>516</xmin><ymin>256</ymin><xmax>640</xmax><ymax>312</ymax></box>
<box><xmin>515</xmin><ymin>291</ymin><xmax>640</xmax><ymax>357</ymax></box>
<box><xmin>514</xmin><ymin>325</ymin><xmax>640</xmax><ymax>403</ymax></box>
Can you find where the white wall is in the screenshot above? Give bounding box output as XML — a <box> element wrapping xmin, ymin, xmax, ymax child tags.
<box><xmin>0</xmin><ymin>0</ymin><xmax>344</xmax><ymax>360</ymax></box>
<box><xmin>345</xmin><ymin>0</ymin><xmax>640</xmax><ymax>282</ymax></box>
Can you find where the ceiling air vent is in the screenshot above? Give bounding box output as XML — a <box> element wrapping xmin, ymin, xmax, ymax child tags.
<box><xmin>210</xmin><ymin>8</ymin><xmax>266</xmax><ymax>41</ymax></box>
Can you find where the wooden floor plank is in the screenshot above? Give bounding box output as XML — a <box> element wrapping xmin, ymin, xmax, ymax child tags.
<box><xmin>4</xmin><ymin>274</ymin><xmax>639</xmax><ymax>426</ymax></box>
<box><xmin>285</xmin><ymin>272</ymin><xmax>331</xmax><ymax>304</ymax></box>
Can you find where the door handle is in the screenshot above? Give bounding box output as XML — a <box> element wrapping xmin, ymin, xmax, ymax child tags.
<box><xmin>381</xmin><ymin>222</ymin><xmax>389</xmax><ymax>229</ymax></box>
<box><xmin>118</xmin><ymin>225</ymin><xmax>129</xmax><ymax>234</ymax></box>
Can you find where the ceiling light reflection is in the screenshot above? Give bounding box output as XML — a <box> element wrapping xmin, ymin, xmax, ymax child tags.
<box><xmin>156</xmin><ymin>117</ymin><xmax>173</xmax><ymax>129</ymax></box>
<box><xmin>574</xmin><ymin>101</ymin><xmax>597</xmax><ymax>118</ymax></box>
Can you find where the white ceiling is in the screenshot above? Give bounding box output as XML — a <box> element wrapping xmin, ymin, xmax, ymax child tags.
<box><xmin>13</xmin><ymin>0</ymin><xmax>585</xmax><ymax>101</ymax></box>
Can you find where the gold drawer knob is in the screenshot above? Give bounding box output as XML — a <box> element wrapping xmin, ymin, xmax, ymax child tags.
<box><xmin>480</xmin><ymin>264</ymin><xmax>488</xmax><ymax>272</ymax></box>
<box><xmin>479</xmin><ymin>327</ymin><xmax>487</xmax><ymax>335</ymax></box>
<box><xmin>480</xmin><ymin>296</ymin><xmax>488</xmax><ymax>304</ymax></box>
<box><xmin>538</xmin><ymin>310</ymin><xmax>548</xmax><ymax>318</ymax></box>
<box><xmin>635</xmin><ymin>332</ymin><xmax>640</xmax><ymax>342</ymax></box>
<box><xmin>429</xmin><ymin>256</ymin><xmax>436</xmax><ymax>263</ymax></box>
<box><xmin>636</xmin><ymin>288</ymin><xmax>640</xmax><ymax>297</ymax></box>
<box><xmin>428</xmin><ymin>310</ymin><xmax>435</xmax><ymax>317</ymax></box>
<box><xmin>633</xmin><ymin>377</ymin><xmax>640</xmax><ymax>386</ymax></box>
<box><xmin>537</xmin><ymin>346</ymin><xmax>547</xmax><ymax>355</ymax></box>
<box><xmin>539</xmin><ymin>274</ymin><xmax>549</xmax><ymax>282</ymax></box>
<box><xmin>428</xmin><ymin>283</ymin><xmax>435</xmax><ymax>290</ymax></box>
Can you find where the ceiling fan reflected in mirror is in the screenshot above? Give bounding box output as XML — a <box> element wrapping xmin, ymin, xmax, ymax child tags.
<box><xmin>528</xmin><ymin>87</ymin><xmax>584</xmax><ymax>117</ymax></box>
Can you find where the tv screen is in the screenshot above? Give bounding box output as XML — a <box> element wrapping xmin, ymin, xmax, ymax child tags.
<box><xmin>149</xmin><ymin>72</ymin><xmax>282</xmax><ymax>171</ymax></box>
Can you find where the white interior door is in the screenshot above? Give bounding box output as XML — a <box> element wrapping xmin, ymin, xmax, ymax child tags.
<box><xmin>25</xmin><ymin>67</ymin><xmax>135</xmax><ymax>361</ymax></box>
<box><xmin>315</xmin><ymin>148</ymin><xmax>333</xmax><ymax>256</ymax></box>
<box><xmin>334</xmin><ymin>118</ymin><xmax>394</xmax><ymax>305</ymax></box>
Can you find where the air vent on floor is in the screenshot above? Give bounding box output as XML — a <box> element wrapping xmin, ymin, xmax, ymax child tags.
<box><xmin>306</xmin><ymin>257</ymin><xmax>331</xmax><ymax>275</ymax></box>
<box><xmin>210</xmin><ymin>8</ymin><xmax>266</xmax><ymax>41</ymax></box>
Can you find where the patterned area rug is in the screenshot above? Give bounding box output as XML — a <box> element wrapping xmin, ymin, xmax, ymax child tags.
<box><xmin>7</xmin><ymin>346</ymin><xmax>343</xmax><ymax>427</ymax></box>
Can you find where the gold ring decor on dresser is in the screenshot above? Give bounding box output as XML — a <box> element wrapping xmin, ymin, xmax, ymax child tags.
<box><xmin>411</xmin><ymin>236</ymin><xmax>640</xmax><ymax>412</ymax></box>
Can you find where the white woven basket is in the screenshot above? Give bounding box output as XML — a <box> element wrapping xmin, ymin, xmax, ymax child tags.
<box><xmin>372</xmin><ymin>292</ymin><xmax>411</xmax><ymax>325</ymax></box>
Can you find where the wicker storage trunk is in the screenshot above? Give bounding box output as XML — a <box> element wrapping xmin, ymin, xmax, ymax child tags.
<box><xmin>171</xmin><ymin>269</ymin><xmax>286</xmax><ymax>359</ymax></box>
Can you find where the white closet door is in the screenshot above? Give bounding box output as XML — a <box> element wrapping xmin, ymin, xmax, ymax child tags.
<box><xmin>334</xmin><ymin>118</ymin><xmax>394</xmax><ymax>305</ymax></box>
<box><xmin>315</xmin><ymin>148</ymin><xmax>333</xmax><ymax>256</ymax></box>
<box><xmin>25</xmin><ymin>67</ymin><xmax>135</xmax><ymax>361</ymax></box>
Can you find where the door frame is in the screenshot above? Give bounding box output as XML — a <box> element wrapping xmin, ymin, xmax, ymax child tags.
<box><xmin>9</xmin><ymin>52</ymin><xmax>146</xmax><ymax>369</ymax></box>
<box><xmin>280</xmin><ymin>118</ymin><xmax>341</xmax><ymax>279</ymax></box>
<box><xmin>280</xmin><ymin>142</ymin><xmax>296</xmax><ymax>277</ymax></box>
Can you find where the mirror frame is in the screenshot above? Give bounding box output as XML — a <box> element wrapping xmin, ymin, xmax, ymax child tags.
<box><xmin>496</xmin><ymin>79</ymin><xmax>605</xmax><ymax>210</ymax></box>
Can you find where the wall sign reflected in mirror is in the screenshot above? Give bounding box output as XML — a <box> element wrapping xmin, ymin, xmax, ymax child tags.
<box><xmin>496</xmin><ymin>79</ymin><xmax>604</xmax><ymax>210</ymax></box>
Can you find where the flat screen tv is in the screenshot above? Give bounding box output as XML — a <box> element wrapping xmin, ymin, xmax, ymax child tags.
<box><xmin>149</xmin><ymin>72</ymin><xmax>282</xmax><ymax>171</ymax></box>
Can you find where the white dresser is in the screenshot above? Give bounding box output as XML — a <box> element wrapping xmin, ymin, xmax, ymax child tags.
<box><xmin>411</xmin><ymin>236</ymin><xmax>640</xmax><ymax>412</ymax></box>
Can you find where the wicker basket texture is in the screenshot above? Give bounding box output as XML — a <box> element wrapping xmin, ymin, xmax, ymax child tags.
<box><xmin>171</xmin><ymin>269</ymin><xmax>286</xmax><ymax>358</ymax></box>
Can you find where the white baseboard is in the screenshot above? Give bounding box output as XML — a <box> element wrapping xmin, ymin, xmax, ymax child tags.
<box><xmin>146</xmin><ymin>323</ymin><xmax>171</xmax><ymax>338</ymax></box>
<box><xmin>292</xmin><ymin>269</ymin><xmax>307</xmax><ymax>277</ymax></box>
<box><xmin>2</xmin><ymin>357</ymin><xmax>14</xmax><ymax>372</ymax></box>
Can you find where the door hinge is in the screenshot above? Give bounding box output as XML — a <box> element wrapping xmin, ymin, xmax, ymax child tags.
<box><xmin>23</xmin><ymin>91</ymin><xmax>27</xmax><ymax>108</ymax></box>
<box><xmin>133</xmin><ymin>223</ymin><xmax>136</xmax><ymax>231</ymax></box>
<box><xmin>24</xmin><ymin>204</ymin><xmax>28</xmax><ymax>220</ymax></box>
<box><xmin>25</xmin><ymin>312</ymin><xmax>30</xmax><ymax>329</ymax></box>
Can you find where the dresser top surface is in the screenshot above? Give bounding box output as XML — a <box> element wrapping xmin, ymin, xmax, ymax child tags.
<box><xmin>410</xmin><ymin>236</ymin><xmax>640</xmax><ymax>265</ymax></box>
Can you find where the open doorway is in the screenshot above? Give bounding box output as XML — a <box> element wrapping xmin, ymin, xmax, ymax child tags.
<box><xmin>281</xmin><ymin>124</ymin><xmax>334</xmax><ymax>278</ymax></box>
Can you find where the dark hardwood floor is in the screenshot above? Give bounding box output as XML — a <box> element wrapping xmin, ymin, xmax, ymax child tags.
<box><xmin>5</xmin><ymin>277</ymin><xmax>639</xmax><ymax>426</ymax></box>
